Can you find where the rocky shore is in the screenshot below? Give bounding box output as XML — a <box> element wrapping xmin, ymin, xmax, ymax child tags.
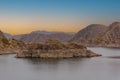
<box><xmin>0</xmin><ymin>49</ymin><xmax>20</xmax><ymax>55</ymax></box>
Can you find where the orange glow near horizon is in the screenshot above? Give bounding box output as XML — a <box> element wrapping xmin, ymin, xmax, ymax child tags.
<box><xmin>0</xmin><ymin>25</ymin><xmax>82</xmax><ymax>35</ymax></box>
<box><xmin>0</xmin><ymin>21</ymin><xmax>83</xmax><ymax>35</ymax></box>
<box><xmin>0</xmin><ymin>14</ymin><xmax>111</xmax><ymax>35</ymax></box>
<box><xmin>0</xmin><ymin>0</ymin><xmax>119</xmax><ymax>35</ymax></box>
<box><xmin>0</xmin><ymin>16</ymin><xmax>85</xmax><ymax>35</ymax></box>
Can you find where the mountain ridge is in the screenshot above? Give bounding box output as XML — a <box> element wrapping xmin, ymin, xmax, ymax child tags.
<box><xmin>71</xmin><ymin>22</ymin><xmax>120</xmax><ymax>47</ymax></box>
<box><xmin>12</xmin><ymin>31</ymin><xmax>74</xmax><ymax>43</ymax></box>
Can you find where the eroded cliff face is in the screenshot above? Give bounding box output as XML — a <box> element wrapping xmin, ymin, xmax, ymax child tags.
<box><xmin>71</xmin><ymin>22</ymin><xmax>120</xmax><ymax>48</ymax></box>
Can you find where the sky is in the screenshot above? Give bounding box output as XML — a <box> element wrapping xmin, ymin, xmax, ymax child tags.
<box><xmin>0</xmin><ymin>0</ymin><xmax>120</xmax><ymax>35</ymax></box>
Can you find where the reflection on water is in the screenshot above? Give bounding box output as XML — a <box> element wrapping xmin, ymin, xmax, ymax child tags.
<box><xmin>0</xmin><ymin>48</ymin><xmax>120</xmax><ymax>80</ymax></box>
<box><xmin>26</xmin><ymin>58</ymin><xmax>85</xmax><ymax>64</ymax></box>
<box><xmin>108</xmin><ymin>56</ymin><xmax>120</xmax><ymax>59</ymax></box>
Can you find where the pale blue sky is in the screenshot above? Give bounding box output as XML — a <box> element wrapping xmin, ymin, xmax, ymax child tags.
<box><xmin>0</xmin><ymin>0</ymin><xmax>120</xmax><ymax>34</ymax></box>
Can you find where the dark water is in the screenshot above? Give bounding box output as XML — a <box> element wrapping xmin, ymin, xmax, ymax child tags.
<box><xmin>0</xmin><ymin>47</ymin><xmax>120</xmax><ymax>80</ymax></box>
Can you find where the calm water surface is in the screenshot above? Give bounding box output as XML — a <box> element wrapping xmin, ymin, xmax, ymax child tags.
<box><xmin>0</xmin><ymin>47</ymin><xmax>120</xmax><ymax>80</ymax></box>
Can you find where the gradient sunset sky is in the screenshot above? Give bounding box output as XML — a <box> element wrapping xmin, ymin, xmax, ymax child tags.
<box><xmin>0</xmin><ymin>0</ymin><xmax>120</xmax><ymax>35</ymax></box>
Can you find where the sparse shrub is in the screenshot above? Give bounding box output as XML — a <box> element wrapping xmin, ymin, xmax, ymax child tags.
<box><xmin>45</xmin><ymin>39</ymin><xmax>65</xmax><ymax>50</ymax></box>
<box><xmin>67</xmin><ymin>42</ymin><xmax>86</xmax><ymax>49</ymax></box>
<box><xmin>8</xmin><ymin>39</ymin><xmax>25</xmax><ymax>48</ymax></box>
<box><xmin>26</xmin><ymin>39</ymin><xmax>86</xmax><ymax>50</ymax></box>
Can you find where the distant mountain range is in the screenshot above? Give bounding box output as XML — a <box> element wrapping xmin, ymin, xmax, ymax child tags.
<box><xmin>20</xmin><ymin>31</ymin><xmax>74</xmax><ymax>43</ymax></box>
<box><xmin>71</xmin><ymin>22</ymin><xmax>120</xmax><ymax>47</ymax></box>
<box><xmin>4</xmin><ymin>31</ymin><xmax>74</xmax><ymax>43</ymax></box>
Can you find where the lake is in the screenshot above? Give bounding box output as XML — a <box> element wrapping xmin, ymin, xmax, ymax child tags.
<box><xmin>0</xmin><ymin>47</ymin><xmax>120</xmax><ymax>80</ymax></box>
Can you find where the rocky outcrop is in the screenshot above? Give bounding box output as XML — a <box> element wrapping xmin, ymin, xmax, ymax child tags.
<box><xmin>0</xmin><ymin>38</ymin><xmax>26</xmax><ymax>55</ymax></box>
<box><xmin>16</xmin><ymin>39</ymin><xmax>101</xmax><ymax>58</ymax></box>
<box><xmin>0</xmin><ymin>30</ymin><xmax>26</xmax><ymax>54</ymax></box>
<box><xmin>8</xmin><ymin>39</ymin><xmax>26</xmax><ymax>49</ymax></box>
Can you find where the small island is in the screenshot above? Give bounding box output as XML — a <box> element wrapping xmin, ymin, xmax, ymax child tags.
<box><xmin>16</xmin><ymin>39</ymin><xmax>101</xmax><ymax>58</ymax></box>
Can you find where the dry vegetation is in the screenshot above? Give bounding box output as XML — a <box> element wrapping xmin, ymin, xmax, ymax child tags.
<box><xmin>26</xmin><ymin>39</ymin><xmax>86</xmax><ymax>50</ymax></box>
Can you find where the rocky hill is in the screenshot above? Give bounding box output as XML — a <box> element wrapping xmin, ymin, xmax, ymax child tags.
<box><xmin>0</xmin><ymin>30</ymin><xmax>25</xmax><ymax>54</ymax></box>
<box><xmin>71</xmin><ymin>22</ymin><xmax>120</xmax><ymax>48</ymax></box>
<box><xmin>70</xmin><ymin>24</ymin><xmax>108</xmax><ymax>45</ymax></box>
<box><xmin>101</xmin><ymin>22</ymin><xmax>120</xmax><ymax>47</ymax></box>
